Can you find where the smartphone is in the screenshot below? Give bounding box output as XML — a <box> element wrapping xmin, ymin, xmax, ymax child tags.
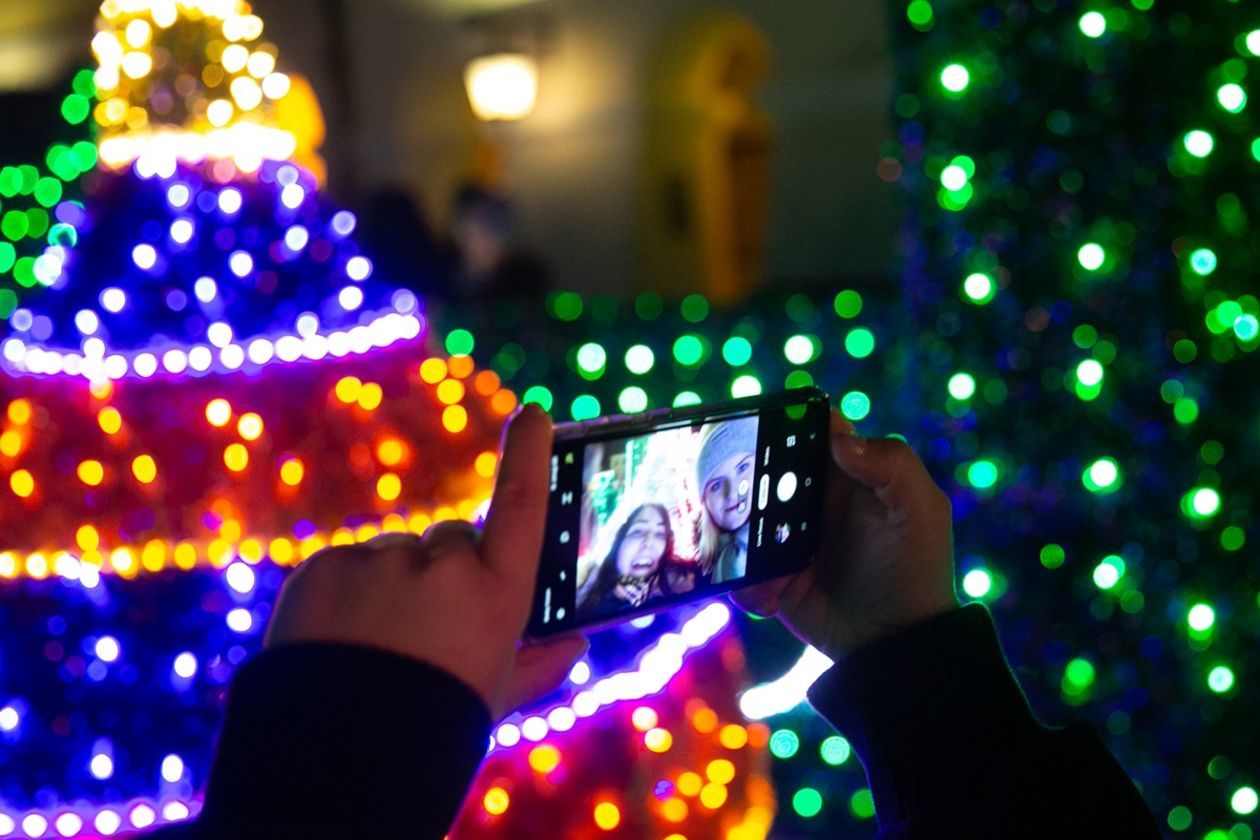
<box><xmin>527</xmin><ymin>387</ymin><xmax>830</xmax><ymax>638</ymax></box>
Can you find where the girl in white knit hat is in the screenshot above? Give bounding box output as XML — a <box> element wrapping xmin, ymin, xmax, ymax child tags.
<box><xmin>694</xmin><ymin>417</ymin><xmax>758</xmax><ymax>584</ymax></box>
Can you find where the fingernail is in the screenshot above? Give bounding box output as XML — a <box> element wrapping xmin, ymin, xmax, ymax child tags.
<box><xmin>517</xmin><ymin>402</ymin><xmax>545</xmax><ymax>420</ymax></box>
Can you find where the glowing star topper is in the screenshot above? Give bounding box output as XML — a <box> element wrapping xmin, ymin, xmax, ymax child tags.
<box><xmin>92</xmin><ymin>0</ymin><xmax>298</xmax><ymax>174</ymax></box>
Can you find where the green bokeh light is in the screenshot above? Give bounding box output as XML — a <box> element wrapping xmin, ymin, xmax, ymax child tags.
<box><xmin>1082</xmin><ymin>457</ymin><xmax>1122</xmax><ymax>493</ymax></box>
<box><xmin>71</xmin><ymin>68</ymin><xmax>96</xmax><ymax>98</ymax></box>
<box><xmin>792</xmin><ymin>788</ymin><xmax>823</xmax><ymax>818</ymax></box>
<box><xmin>521</xmin><ymin>385</ymin><xmax>554</xmax><ymax>412</ymax></box>
<box><xmin>1077</xmin><ymin>242</ymin><xmax>1106</xmax><ymax>271</ymax></box>
<box><xmin>13</xmin><ymin>257</ymin><xmax>36</xmax><ymax>287</ymax></box>
<box><xmin>906</xmin><ymin>0</ymin><xmax>933</xmax><ymax>28</ymax></box>
<box><xmin>1217</xmin><ymin>83</ymin><xmax>1247</xmax><ymax>113</ymax></box>
<box><xmin>785</xmin><ymin>370</ymin><xmax>814</xmax><ymax>390</ymax></box>
<box><xmin>941</xmin><ymin>63</ymin><xmax>970</xmax><ymax>92</ymax></box>
<box><xmin>1076</xmin><ymin>359</ymin><xmax>1104</xmax><ymax>387</ymax></box>
<box><xmin>722</xmin><ymin>337</ymin><xmax>752</xmax><ymax>366</ymax></box>
<box><xmin>1189</xmin><ymin>248</ymin><xmax>1217</xmax><ymax>276</ymax></box>
<box><xmin>1092</xmin><ymin>555</ymin><xmax>1125</xmax><ymax>590</ymax></box>
<box><xmin>570</xmin><ymin>395</ymin><xmax>601</xmax><ymax>421</ymax></box>
<box><xmin>71</xmin><ymin>141</ymin><xmax>97</xmax><ymax>172</ymax></box>
<box><xmin>962</xmin><ymin>568</ymin><xmax>992</xmax><ymax>599</ymax></box>
<box><xmin>33</xmin><ymin>177</ymin><xmax>62</xmax><ymax>208</ymax></box>
<box><xmin>673</xmin><ymin>391</ymin><xmax>701</xmax><ymax>408</ymax></box>
<box><xmin>576</xmin><ymin>342</ymin><xmax>606</xmax><ymax>375</ymax></box>
<box><xmin>1167</xmin><ymin>805</ymin><xmax>1192</xmax><ymax>831</ymax></box>
<box><xmin>786</xmin><ymin>294</ymin><xmax>816</xmax><ymax>323</ymax></box>
<box><xmin>1233</xmin><ymin>786</ymin><xmax>1259</xmax><ymax>816</ymax></box>
<box><xmin>1183</xmin><ymin>129</ymin><xmax>1215</xmax><ymax>158</ymax></box>
<box><xmin>941</xmin><ymin>163</ymin><xmax>969</xmax><ymax>190</ymax></box>
<box><xmin>1207</xmin><ymin>665</ymin><xmax>1235</xmax><ymax>693</ymax></box>
<box><xmin>617</xmin><ymin>386</ymin><xmax>648</xmax><ymax>413</ymax></box>
<box><xmin>551</xmin><ymin>291</ymin><xmax>583</xmax><ymax>321</ymax></box>
<box><xmin>1079</xmin><ymin>11</ymin><xmax>1106</xmax><ymax>38</ymax></box>
<box><xmin>938</xmin><ymin>182</ymin><xmax>974</xmax><ymax>210</ymax></box>
<box><xmin>48</xmin><ymin>223</ymin><xmax>77</xmax><ymax>248</ymax></box>
<box><xmin>833</xmin><ymin>289</ymin><xmax>863</xmax><ymax>318</ymax></box>
<box><xmin>839</xmin><ymin>390</ymin><xmax>870</xmax><ymax>421</ymax></box>
<box><xmin>769</xmin><ymin>729</ymin><xmax>800</xmax><ymax>759</ymax></box>
<box><xmin>493</xmin><ymin>342</ymin><xmax>526</xmax><ymax>374</ymax></box>
<box><xmin>849</xmin><ymin>788</ymin><xmax>875</xmax><ymax>819</ymax></box>
<box><xmin>672</xmin><ymin>334</ymin><xmax>704</xmax><ymax>366</ymax></box>
<box><xmin>1040</xmin><ymin>544</ymin><xmax>1066</xmax><ymax>569</ymax></box>
<box><xmin>1065</xmin><ymin>657</ymin><xmax>1096</xmax><ymax>689</ymax></box>
<box><xmin>967</xmin><ymin>459</ymin><xmax>999</xmax><ymax>489</ymax></box>
<box><xmin>819</xmin><ymin>735</ymin><xmax>851</xmax><ymax>766</ymax></box>
<box><xmin>634</xmin><ymin>292</ymin><xmax>662</xmax><ymax>320</ymax></box>
<box><xmin>1182</xmin><ymin>486</ymin><xmax>1221</xmax><ymax>519</ymax></box>
<box><xmin>624</xmin><ymin>344</ymin><xmax>654</xmax><ymax>374</ymax></box>
<box><xmin>1187</xmin><ymin>603</ymin><xmax>1216</xmax><ymax>633</ymax></box>
<box><xmin>783</xmin><ymin>334</ymin><xmax>819</xmax><ymax>365</ymax></box>
<box><xmin>25</xmin><ymin>209</ymin><xmax>49</xmax><ymax>240</ymax></box>
<box><xmin>444</xmin><ymin>328</ymin><xmax>474</xmax><ymax>356</ymax></box>
<box><xmin>61</xmin><ymin>94</ymin><xmax>90</xmax><ymax>125</ymax></box>
<box><xmin>2</xmin><ymin>211</ymin><xmax>29</xmax><ymax>241</ymax></box>
<box><xmin>1234</xmin><ymin>314</ymin><xmax>1259</xmax><ymax>341</ymax></box>
<box><xmin>731</xmin><ymin>375</ymin><xmax>762</xmax><ymax>398</ymax></box>
<box><xmin>1173</xmin><ymin>397</ymin><xmax>1199</xmax><ymax>425</ymax></box>
<box><xmin>845</xmin><ymin>328</ymin><xmax>876</xmax><ymax>358</ymax></box>
<box><xmin>680</xmin><ymin>293</ymin><xmax>709</xmax><ymax>323</ymax></box>
<box><xmin>962</xmin><ymin>272</ymin><xmax>996</xmax><ymax>303</ymax></box>
<box><xmin>948</xmin><ymin>372</ymin><xmax>976</xmax><ymax>400</ymax></box>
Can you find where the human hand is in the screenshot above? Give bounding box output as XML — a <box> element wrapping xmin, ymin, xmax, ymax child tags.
<box><xmin>264</xmin><ymin>404</ymin><xmax>587</xmax><ymax>719</ymax></box>
<box><xmin>731</xmin><ymin>407</ymin><xmax>957</xmax><ymax>660</ymax></box>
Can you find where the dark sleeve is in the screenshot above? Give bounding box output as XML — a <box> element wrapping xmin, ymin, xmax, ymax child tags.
<box><xmin>147</xmin><ymin>643</ymin><xmax>491</xmax><ymax>840</ymax></box>
<box><xmin>806</xmin><ymin>605</ymin><xmax>1161</xmax><ymax>839</ymax></box>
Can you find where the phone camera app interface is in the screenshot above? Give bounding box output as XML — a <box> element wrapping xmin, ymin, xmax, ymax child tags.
<box><xmin>533</xmin><ymin>394</ymin><xmax>826</xmax><ymax>634</ymax></box>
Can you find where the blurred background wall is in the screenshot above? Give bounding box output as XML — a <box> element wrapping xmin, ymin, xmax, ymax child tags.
<box><xmin>0</xmin><ymin>0</ymin><xmax>896</xmax><ymax>297</ymax></box>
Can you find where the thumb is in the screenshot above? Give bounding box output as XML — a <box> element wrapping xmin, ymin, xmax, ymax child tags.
<box><xmin>499</xmin><ymin>634</ymin><xmax>589</xmax><ymax>717</ymax></box>
<box><xmin>729</xmin><ymin>577</ymin><xmax>792</xmax><ymax>617</ymax></box>
<box><xmin>831</xmin><ymin>434</ymin><xmax>933</xmax><ymax>511</ymax></box>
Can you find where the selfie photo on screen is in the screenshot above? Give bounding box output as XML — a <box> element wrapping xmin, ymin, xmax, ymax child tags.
<box><xmin>573</xmin><ymin>416</ymin><xmax>759</xmax><ymax>621</ymax></box>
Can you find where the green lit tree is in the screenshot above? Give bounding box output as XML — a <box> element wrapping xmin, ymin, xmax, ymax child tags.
<box><xmin>891</xmin><ymin>1</ymin><xmax>1260</xmax><ymax>835</ymax></box>
<box><xmin>0</xmin><ymin>70</ymin><xmax>98</xmax><ymax>316</ymax></box>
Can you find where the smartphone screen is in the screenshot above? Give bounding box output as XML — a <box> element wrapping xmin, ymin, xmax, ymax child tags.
<box><xmin>527</xmin><ymin>388</ymin><xmax>829</xmax><ymax>637</ymax></box>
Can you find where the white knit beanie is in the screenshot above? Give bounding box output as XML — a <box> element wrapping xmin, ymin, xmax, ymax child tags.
<box><xmin>695</xmin><ymin>417</ymin><xmax>758</xmax><ymax>489</ymax></box>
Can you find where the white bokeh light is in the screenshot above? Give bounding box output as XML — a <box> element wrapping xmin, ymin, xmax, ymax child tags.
<box><xmin>226</xmin><ymin>608</ymin><xmax>253</xmax><ymax>633</ymax></box>
<box><xmin>225</xmin><ymin>562</ymin><xmax>256</xmax><ymax>594</ymax></box>
<box><xmin>95</xmin><ymin>636</ymin><xmax>121</xmax><ymax>662</ymax></box>
<box><xmin>161</xmin><ymin>753</ymin><xmax>185</xmax><ymax>783</ymax></box>
<box><xmin>173</xmin><ymin>652</ymin><xmax>197</xmax><ymax>679</ymax></box>
<box><xmin>338</xmin><ymin>286</ymin><xmax>364</xmax><ymax>311</ymax></box>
